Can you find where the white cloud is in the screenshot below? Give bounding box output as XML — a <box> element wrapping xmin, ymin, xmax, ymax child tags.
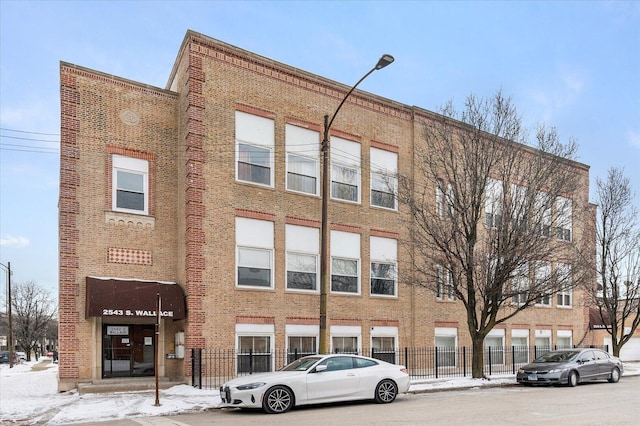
<box><xmin>0</xmin><ymin>235</ymin><xmax>30</xmax><ymax>248</ymax></box>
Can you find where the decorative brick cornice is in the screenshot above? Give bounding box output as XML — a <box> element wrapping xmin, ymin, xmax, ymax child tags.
<box><xmin>331</xmin><ymin>223</ymin><xmax>363</xmax><ymax>234</ymax></box>
<box><xmin>236</xmin><ymin>103</ymin><xmax>277</xmax><ymax>120</ymax></box>
<box><xmin>371</xmin><ymin>140</ymin><xmax>399</xmax><ymax>153</ymax></box>
<box><xmin>285</xmin><ymin>216</ymin><xmax>321</xmax><ymax>228</ymax></box>
<box><xmin>370</xmin><ymin>228</ymin><xmax>399</xmax><ymax>239</ymax></box>
<box><xmin>187</xmin><ymin>34</ymin><xmax>411</xmax><ymax>123</ymax></box>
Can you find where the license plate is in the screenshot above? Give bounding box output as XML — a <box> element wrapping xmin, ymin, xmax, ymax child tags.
<box><xmin>528</xmin><ymin>374</ymin><xmax>538</xmax><ymax>381</ymax></box>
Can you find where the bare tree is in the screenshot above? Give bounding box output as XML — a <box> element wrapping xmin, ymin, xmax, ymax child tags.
<box><xmin>587</xmin><ymin>167</ymin><xmax>640</xmax><ymax>357</ymax></box>
<box><xmin>11</xmin><ymin>281</ymin><xmax>57</xmax><ymax>361</ymax></box>
<box><xmin>398</xmin><ymin>91</ymin><xmax>586</xmax><ymax>378</ymax></box>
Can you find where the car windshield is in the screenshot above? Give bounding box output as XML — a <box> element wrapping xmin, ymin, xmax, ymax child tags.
<box><xmin>280</xmin><ymin>356</ymin><xmax>323</xmax><ymax>371</ymax></box>
<box><xmin>534</xmin><ymin>350</ymin><xmax>581</xmax><ymax>363</ymax></box>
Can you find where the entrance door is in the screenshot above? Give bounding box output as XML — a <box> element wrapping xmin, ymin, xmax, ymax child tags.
<box><xmin>103</xmin><ymin>324</ymin><xmax>155</xmax><ymax>378</ymax></box>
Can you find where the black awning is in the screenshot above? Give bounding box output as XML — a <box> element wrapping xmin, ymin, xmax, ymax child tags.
<box><xmin>86</xmin><ymin>277</ymin><xmax>186</xmax><ymax>320</ymax></box>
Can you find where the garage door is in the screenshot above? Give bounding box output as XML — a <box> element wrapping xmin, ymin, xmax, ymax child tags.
<box><xmin>604</xmin><ymin>337</ymin><xmax>640</xmax><ymax>361</ymax></box>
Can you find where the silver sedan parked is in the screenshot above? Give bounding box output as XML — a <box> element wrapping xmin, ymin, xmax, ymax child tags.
<box><xmin>516</xmin><ymin>348</ymin><xmax>623</xmax><ymax>387</ymax></box>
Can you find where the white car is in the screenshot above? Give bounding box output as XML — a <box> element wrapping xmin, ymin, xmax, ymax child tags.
<box><xmin>219</xmin><ymin>354</ymin><xmax>410</xmax><ymax>414</ymax></box>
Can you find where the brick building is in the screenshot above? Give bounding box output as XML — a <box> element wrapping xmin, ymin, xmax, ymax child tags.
<box><xmin>58</xmin><ymin>31</ymin><xmax>593</xmax><ymax>391</ymax></box>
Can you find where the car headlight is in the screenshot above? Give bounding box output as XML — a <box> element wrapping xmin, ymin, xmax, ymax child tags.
<box><xmin>518</xmin><ymin>368</ymin><xmax>525</xmax><ymax>373</ymax></box>
<box><xmin>236</xmin><ymin>382</ymin><xmax>266</xmax><ymax>390</ymax></box>
<box><xmin>547</xmin><ymin>368</ymin><xmax>565</xmax><ymax>374</ymax></box>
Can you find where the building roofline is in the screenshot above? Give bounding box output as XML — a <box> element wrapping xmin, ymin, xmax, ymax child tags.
<box><xmin>60</xmin><ymin>61</ymin><xmax>177</xmax><ymax>98</ymax></box>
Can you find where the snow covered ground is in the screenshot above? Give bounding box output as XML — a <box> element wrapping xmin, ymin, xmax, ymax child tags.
<box><xmin>1</xmin><ymin>357</ymin><xmax>638</xmax><ymax>425</ymax></box>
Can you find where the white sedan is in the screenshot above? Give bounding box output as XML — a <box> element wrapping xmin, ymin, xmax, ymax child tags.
<box><xmin>219</xmin><ymin>354</ymin><xmax>411</xmax><ymax>414</ymax></box>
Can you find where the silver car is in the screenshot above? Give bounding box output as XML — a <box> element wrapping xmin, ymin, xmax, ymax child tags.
<box><xmin>516</xmin><ymin>348</ymin><xmax>623</xmax><ymax>387</ymax></box>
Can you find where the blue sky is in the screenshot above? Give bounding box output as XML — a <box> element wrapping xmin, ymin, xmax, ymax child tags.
<box><xmin>1</xmin><ymin>1</ymin><xmax>639</xmax><ymax>294</ymax></box>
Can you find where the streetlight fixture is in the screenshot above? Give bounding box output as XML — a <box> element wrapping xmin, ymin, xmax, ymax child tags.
<box><xmin>1</xmin><ymin>261</ymin><xmax>13</xmax><ymax>368</ymax></box>
<box><xmin>319</xmin><ymin>54</ymin><xmax>394</xmax><ymax>355</ymax></box>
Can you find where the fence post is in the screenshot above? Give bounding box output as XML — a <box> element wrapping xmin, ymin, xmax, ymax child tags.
<box><xmin>404</xmin><ymin>347</ymin><xmax>409</xmax><ymax>374</ymax></box>
<box><xmin>435</xmin><ymin>347</ymin><xmax>439</xmax><ymax>379</ymax></box>
<box><xmin>463</xmin><ymin>347</ymin><xmax>466</xmax><ymax>377</ymax></box>
<box><xmin>512</xmin><ymin>346</ymin><xmax>516</xmax><ymax>374</ymax></box>
<box><xmin>488</xmin><ymin>347</ymin><xmax>492</xmax><ymax>376</ymax></box>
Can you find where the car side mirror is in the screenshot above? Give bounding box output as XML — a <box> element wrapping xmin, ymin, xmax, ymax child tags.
<box><xmin>314</xmin><ymin>364</ymin><xmax>328</xmax><ymax>373</ymax></box>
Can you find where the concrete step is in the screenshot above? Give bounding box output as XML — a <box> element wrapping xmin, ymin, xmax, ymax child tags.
<box><xmin>77</xmin><ymin>377</ymin><xmax>184</xmax><ymax>394</ymax></box>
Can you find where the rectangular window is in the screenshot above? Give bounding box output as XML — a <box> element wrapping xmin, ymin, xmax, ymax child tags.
<box><xmin>556</xmin><ymin>263</ymin><xmax>572</xmax><ymax>307</ymax></box>
<box><xmin>286</xmin><ymin>224</ymin><xmax>319</xmax><ymax>291</ymax></box>
<box><xmin>437</xmin><ymin>180</ymin><xmax>454</xmax><ymax>218</ymax></box>
<box><xmin>112</xmin><ymin>155</ymin><xmax>148</xmax><ymax>214</ymax></box>
<box><xmin>370</xmin><ymin>148</ymin><xmax>397</xmax><ymax>210</ymax></box>
<box><xmin>534</xmin><ymin>191</ymin><xmax>552</xmax><ymax>237</ymax></box>
<box><xmin>331</xmin><ymin>137</ymin><xmax>361</xmax><ymax>203</ymax></box>
<box><xmin>372</xmin><ymin>336</ymin><xmax>396</xmax><ymax>364</ymax></box>
<box><xmin>435</xmin><ymin>327</ymin><xmax>457</xmax><ymax>367</ymax></box>
<box><xmin>556</xmin><ymin>196</ymin><xmax>572</xmax><ymax>242</ymax></box>
<box><xmin>485</xmin><ymin>178</ymin><xmax>503</xmax><ymax>228</ymax></box>
<box><xmin>510</xmin><ymin>184</ymin><xmax>528</xmax><ymax>231</ymax></box>
<box><xmin>436</xmin><ymin>265</ymin><xmax>454</xmax><ymax>300</ymax></box>
<box><xmin>332</xmin><ymin>336</ymin><xmax>358</xmax><ymax>354</ymax></box>
<box><xmin>236</xmin><ymin>217</ymin><xmax>274</xmax><ymax>289</ymax></box>
<box><xmin>235</xmin><ymin>111</ymin><xmax>274</xmax><ymax>187</ymax></box>
<box><xmin>557</xmin><ymin>330</ymin><xmax>572</xmax><ymax>349</ymax></box>
<box><xmin>485</xmin><ymin>333</ymin><xmax>504</xmax><ymax>365</ymax></box>
<box><xmin>237</xmin><ymin>335</ymin><xmax>271</xmax><ymax>373</ymax></box>
<box><xmin>332</xmin><ymin>258</ymin><xmax>359</xmax><ymax>293</ymax></box>
<box><xmin>370</xmin><ymin>236</ymin><xmax>397</xmax><ymax>297</ymax></box>
<box><xmin>535</xmin><ymin>261</ymin><xmax>552</xmax><ymax>306</ymax></box>
<box><xmin>512</xmin><ymin>334</ymin><xmax>529</xmax><ymax>364</ymax></box>
<box><xmin>287</xmin><ymin>336</ymin><xmax>317</xmax><ymax>363</ymax></box>
<box><xmin>286</xmin><ymin>124</ymin><xmax>319</xmax><ymax>195</ymax></box>
<box><xmin>331</xmin><ymin>230</ymin><xmax>360</xmax><ymax>294</ymax></box>
<box><xmin>511</xmin><ymin>263</ymin><xmax>529</xmax><ymax>305</ymax></box>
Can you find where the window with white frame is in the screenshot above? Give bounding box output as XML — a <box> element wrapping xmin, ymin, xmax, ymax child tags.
<box><xmin>286</xmin><ymin>124</ymin><xmax>319</xmax><ymax>195</ymax></box>
<box><xmin>436</xmin><ymin>264</ymin><xmax>454</xmax><ymax>301</ymax></box>
<box><xmin>485</xmin><ymin>178</ymin><xmax>503</xmax><ymax>228</ymax></box>
<box><xmin>235</xmin><ymin>111</ymin><xmax>274</xmax><ymax>186</ymax></box>
<box><xmin>112</xmin><ymin>155</ymin><xmax>148</xmax><ymax>214</ymax></box>
<box><xmin>511</xmin><ymin>263</ymin><xmax>529</xmax><ymax>305</ymax></box>
<box><xmin>330</xmin><ymin>325</ymin><xmax>361</xmax><ymax>354</ymax></box>
<box><xmin>436</xmin><ymin>180</ymin><xmax>454</xmax><ymax>218</ymax></box>
<box><xmin>371</xmin><ymin>326</ymin><xmax>398</xmax><ymax>364</ymax></box>
<box><xmin>236</xmin><ymin>217</ymin><xmax>274</xmax><ymax>289</ymax></box>
<box><xmin>556</xmin><ymin>263</ymin><xmax>572</xmax><ymax>307</ymax></box>
<box><xmin>535</xmin><ymin>261</ymin><xmax>552</xmax><ymax>306</ymax></box>
<box><xmin>286</xmin><ymin>324</ymin><xmax>317</xmax><ymax>363</ymax></box>
<box><xmin>557</xmin><ymin>330</ymin><xmax>572</xmax><ymax>349</ymax></box>
<box><xmin>370</xmin><ymin>236</ymin><xmax>397</xmax><ymax>297</ymax></box>
<box><xmin>435</xmin><ymin>327</ymin><xmax>457</xmax><ymax>367</ymax></box>
<box><xmin>485</xmin><ymin>329</ymin><xmax>505</xmax><ymax>365</ymax></box>
<box><xmin>534</xmin><ymin>191</ymin><xmax>552</xmax><ymax>237</ymax></box>
<box><xmin>535</xmin><ymin>329</ymin><xmax>551</xmax><ymax>352</ymax></box>
<box><xmin>370</xmin><ymin>147</ymin><xmax>397</xmax><ymax>210</ymax></box>
<box><xmin>556</xmin><ymin>196</ymin><xmax>572</xmax><ymax>242</ymax></box>
<box><xmin>512</xmin><ymin>329</ymin><xmax>530</xmax><ymax>363</ymax></box>
<box><xmin>331</xmin><ymin>230</ymin><xmax>360</xmax><ymax>294</ymax></box>
<box><xmin>510</xmin><ymin>184</ymin><xmax>528</xmax><ymax>230</ymax></box>
<box><xmin>236</xmin><ymin>324</ymin><xmax>274</xmax><ymax>373</ymax></box>
<box><xmin>331</xmin><ymin>137</ymin><xmax>361</xmax><ymax>203</ymax></box>
<box><xmin>286</xmin><ymin>224</ymin><xmax>319</xmax><ymax>291</ymax></box>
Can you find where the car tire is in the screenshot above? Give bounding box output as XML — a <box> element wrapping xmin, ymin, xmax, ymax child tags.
<box><xmin>567</xmin><ymin>371</ymin><xmax>579</xmax><ymax>387</ymax></box>
<box><xmin>608</xmin><ymin>367</ymin><xmax>620</xmax><ymax>383</ymax></box>
<box><xmin>375</xmin><ymin>379</ymin><xmax>398</xmax><ymax>404</ymax></box>
<box><xmin>262</xmin><ymin>385</ymin><xmax>294</xmax><ymax>414</ymax></box>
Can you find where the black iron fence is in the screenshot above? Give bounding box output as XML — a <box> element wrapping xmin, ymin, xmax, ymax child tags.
<box><xmin>191</xmin><ymin>345</ymin><xmax>608</xmax><ymax>389</ymax></box>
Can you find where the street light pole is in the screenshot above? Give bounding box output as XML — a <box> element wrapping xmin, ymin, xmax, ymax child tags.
<box><xmin>318</xmin><ymin>54</ymin><xmax>394</xmax><ymax>355</ymax></box>
<box><xmin>1</xmin><ymin>262</ymin><xmax>13</xmax><ymax>368</ymax></box>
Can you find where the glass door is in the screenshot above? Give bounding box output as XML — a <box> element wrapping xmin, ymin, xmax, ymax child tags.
<box><xmin>103</xmin><ymin>324</ymin><xmax>155</xmax><ymax>378</ymax></box>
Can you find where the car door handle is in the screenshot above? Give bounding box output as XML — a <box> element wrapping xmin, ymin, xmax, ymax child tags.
<box><xmin>347</xmin><ymin>373</ymin><xmax>356</xmax><ymax>377</ymax></box>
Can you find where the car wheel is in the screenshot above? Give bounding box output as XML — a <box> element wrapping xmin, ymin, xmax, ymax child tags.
<box><xmin>567</xmin><ymin>371</ymin><xmax>579</xmax><ymax>387</ymax></box>
<box><xmin>262</xmin><ymin>385</ymin><xmax>294</xmax><ymax>414</ymax></box>
<box><xmin>608</xmin><ymin>367</ymin><xmax>620</xmax><ymax>383</ymax></box>
<box><xmin>375</xmin><ymin>379</ymin><xmax>398</xmax><ymax>404</ymax></box>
